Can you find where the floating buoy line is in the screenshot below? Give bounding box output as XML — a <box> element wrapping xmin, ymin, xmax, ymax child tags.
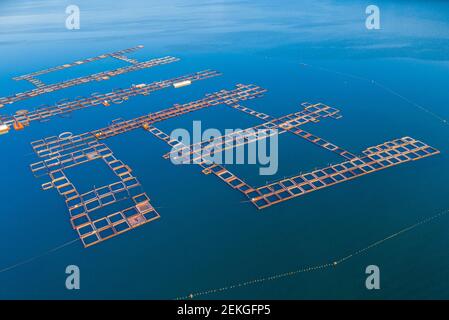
<box><xmin>0</xmin><ymin>203</ymin><xmax>447</xmax><ymax>300</ymax></box>
<box><xmin>298</xmin><ymin>62</ymin><xmax>449</xmax><ymax>126</ymax></box>
<box><xmin>175</xmin><ymin>208</ymin><xmax>449</xmax><ymax>300</ymax></box>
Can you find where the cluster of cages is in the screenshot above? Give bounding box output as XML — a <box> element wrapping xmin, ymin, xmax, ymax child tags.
<box><xmin>5</xmin><ymin>46</ymin><xmax>437</xmax><ymax>247</ymax></box>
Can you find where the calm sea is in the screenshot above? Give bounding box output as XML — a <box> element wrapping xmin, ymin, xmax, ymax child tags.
<box><xmin>0</xmin><ymin>0</ymin><xmax>449</xmax><ymax>299</ymax></box>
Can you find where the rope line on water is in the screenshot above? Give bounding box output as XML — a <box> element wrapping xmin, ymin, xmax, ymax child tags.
<box><xmin>0</xmin><ymin>238</ymin><xmax>80</xmax><ymax>274</ymax></box>
<box><xmin>175</xmin><ymin>208</ymin><xmax>449</xmax><ymax>300</ymax></box>
<box><xmin>1</xmin><ymin>207</ymin><xmax>446</xmax><ymax>298</ymax></box>
<box><xmin>300</xmin><ymin>63</ymin><xmax>448</xmax><ymax>126</ymax></box>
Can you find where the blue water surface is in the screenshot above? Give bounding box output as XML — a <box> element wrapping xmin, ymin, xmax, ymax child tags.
<box><xmin>0</xmin><ymin>0</ymin><xmax>449</xmax><ymax>299</ymax></box>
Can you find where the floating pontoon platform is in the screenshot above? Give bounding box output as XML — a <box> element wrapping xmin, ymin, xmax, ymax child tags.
<box><xmin>0</xmin><ymin>70</ymin><xmax>221</xmax><ymax>129</ymax></box>
<box><xmin>0</xmin><ymin>45</ymin><xmax>179</xmax><ymax>108</ymax></box>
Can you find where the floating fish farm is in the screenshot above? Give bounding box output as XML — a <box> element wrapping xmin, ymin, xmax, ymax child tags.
<box><xmin>0</xmin><ymin>46</ymin><xmax>440</xmax><ymax>247</ymax></box>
